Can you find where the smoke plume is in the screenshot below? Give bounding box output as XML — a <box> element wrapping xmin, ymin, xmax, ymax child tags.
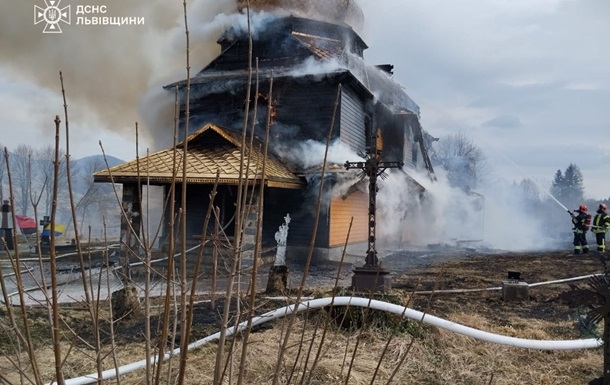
<box><xmin>238</xmin><ymin>0</ymin><xmax>364</xmax><ymax>31</ymax></box>
<box><xmin>0</xmin><ymin>0</ymin><xmax>238</xmax><ymax>151</ymax></box>
<box><xmin>0</xmin><ymin>0</ymin><xmax>366</xmax><ymax>154</ymax></box>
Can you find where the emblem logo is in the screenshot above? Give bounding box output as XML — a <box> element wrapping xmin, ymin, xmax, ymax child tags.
<box><xmin>35</xmin><ymin>0</ymin><xmax>71</xmax><ymax>33</ymax></box>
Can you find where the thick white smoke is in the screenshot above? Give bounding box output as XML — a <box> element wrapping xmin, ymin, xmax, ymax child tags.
<box><xmin>0</xmin><ymin>1</ymin><xmax>362</xmax><ymax>154</ymax></box>
<box><xmin>374</xmin><ymin>166</ymin><xmax>554</xmax><ymax>252</ymax></box>
<box><xmin>0</xmin><ymin>0</ymin><xmax>240</xmax><ymax>152</ymax></box>
<box><xmin>273</xmin><ymin>139</ymin><xmax>361</xmax><ymax>170</ymax></box>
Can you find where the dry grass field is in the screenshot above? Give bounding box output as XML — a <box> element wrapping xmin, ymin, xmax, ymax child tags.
<box><xmin>0</xmin><ymin>250</ymin><xmax>606</xmax><ymax>384</ymax></box>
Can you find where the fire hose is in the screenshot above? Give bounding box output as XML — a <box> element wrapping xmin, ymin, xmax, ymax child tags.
<box><xmin>55</xmin><ymin>296</ymin><xmax>602</xmax><ymax>385</ymax></box>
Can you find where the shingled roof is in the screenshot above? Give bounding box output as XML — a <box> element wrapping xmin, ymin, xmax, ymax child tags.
<box><xmin>93</xmin><ymin>123</ymin><xmax>303</xmax><ymax>189</ymax></box>
<box><xmin>291</xmin><ymin>31</ymin><xmax>345</xmax><ymax>60</ymax></box>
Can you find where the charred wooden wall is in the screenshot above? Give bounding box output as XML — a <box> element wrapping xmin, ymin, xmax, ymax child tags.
<box><xmin>216</xmin><ymin>40</ymin><xmax>312</xmax><ymax>71</ymax></box>
<box><xmin>217</xmin><ymin>16</ymin><xmax>367</xmax><ymax>65</ymax></box>
<box><xmin>161</xmin><ymin>184</ymin><xmax>237</xmax><ymax>246</ymax></box>
<box><xmin>263</xmin><ymin>187</ymin><xmax>329</xmax><ymax>248</ymax></box>
<box><xmin>272</xmin><ymin>78</ymin><xmax>342</xmax><ymax>143</ymax></box>
<box><xmin>185</xmin><ymin>77</ymin><xmax>351</xmax><ymax>145</ymax></box>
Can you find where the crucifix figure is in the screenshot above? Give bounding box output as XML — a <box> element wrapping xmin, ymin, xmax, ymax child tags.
<box><xmin>344</xmin><ymin>129</ymin><xmax>403</xmax><ymax>291</ymax></box>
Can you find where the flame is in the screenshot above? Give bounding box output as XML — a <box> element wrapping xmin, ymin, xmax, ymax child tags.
<box><xmin>257</xmin><ymin>92</ymin><xmax>278</xmax><ymax>124</ymax></box>
<box><xmin>376</xmin><ymin>129</ymin><xmax>384</xmax><ymax>155</ymax></box>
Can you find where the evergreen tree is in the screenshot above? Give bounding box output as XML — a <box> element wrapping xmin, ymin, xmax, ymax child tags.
<box><xmin>550</xmin><ymin>170</ymin><xmax>564</xmax><ymax>200</ymax></box>
<box><xmin>550</xmin><ymin>163</ymin><xmax>585</xmax><ymax>209</ymax></box>
<box><xmin>563</xmin><ymin>163</ymin><xmax>585</xmax><ymax>203</ymax></box>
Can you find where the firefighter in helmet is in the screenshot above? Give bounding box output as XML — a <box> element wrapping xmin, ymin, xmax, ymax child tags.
<box><xmin>592</xmin><ymin>203</ymin><xmax>610</xmax><ymax>252</ymax></box>
<box><xmin>570</xmin><ymin>204</ymin><xmax>590</xmax><ymax>254</ymax></box>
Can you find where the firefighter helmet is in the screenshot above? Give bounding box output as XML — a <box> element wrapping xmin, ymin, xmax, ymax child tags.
<box><xmin>600</xmin><ymin>203</ymin><xmax>607</xmax><ymax>212</ymax></box>
<box><xmin>579</xmin><ymin>204</ymin><xmax>588</xmax><ymax>212</ymax></box>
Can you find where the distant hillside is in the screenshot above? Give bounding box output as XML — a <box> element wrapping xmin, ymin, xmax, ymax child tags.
<box><xmin>70</xmin><ymin>155</ymin><xmax>125</xmax><ymax>195</ymax></box>
<box><xmin>75</xmin><ymin>154</ymin><xmax>124</xmax><ymax>171</ymax></box>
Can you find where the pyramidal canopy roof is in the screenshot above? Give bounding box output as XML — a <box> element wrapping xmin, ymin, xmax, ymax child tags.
<box><xmin>93</xmin><ymin>123</ymin><xmax>302</xmax><ymax>189</ymax></box>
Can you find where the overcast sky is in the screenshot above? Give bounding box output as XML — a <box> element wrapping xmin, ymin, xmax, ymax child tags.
<box><xmin>358</xmin><ymin>0</ymin><xmax>610</xmax><ymax>200</ymax></box>
<box><xmin>1</xmin><ymin>0</ymin><xmax>609</xmax><ymax>199</ymax></box>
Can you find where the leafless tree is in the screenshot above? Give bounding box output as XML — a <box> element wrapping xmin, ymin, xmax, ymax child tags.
<box><xmin>10</xmin><ymin>144</ymin><xmax>34</xmax><ymax>216</ymax></box>
<box><xmin>432</xmin><ymin>132</ymin><xmax>490</xmax><ymax>191</ymax></box>
<box><xmin>33</xmin><ymin>145</ymin><xmax>73</xmax><ymax>216</ymax></box>
<box><xmin>74</xmin><ymin>157</ymin><xmax>104</xmax><ymax>234</ymax></box>
<box><xmin>0</xmin><ymin>142</ymin><xmax>5</xmax><ymax>202</ymax></box>
<box><xmin>519</xmin><ymin>178</ymin><xmax>543</xmax><ymax>203</ymax></box>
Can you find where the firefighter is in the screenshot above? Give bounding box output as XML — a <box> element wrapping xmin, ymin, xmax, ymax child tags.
<box><xmin>592</xmin><ymin>203</ymin><xmax>610</xmax><ymax>252</ymax></box>
<box><xmin>570</xmin><ymin>204</ymin><xmax>590</xmax><ymax>254</ymax></box>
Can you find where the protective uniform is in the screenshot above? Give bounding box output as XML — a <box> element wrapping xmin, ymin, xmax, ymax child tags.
<box><xmin>571</xmin><ymin>204</ymin><xmax>589</xmax><ymax>254</ymax></box>
<box><xmin>593</xmin><ymin>203</ymin><xmax>610</xmax><ymax>252</ymax></box>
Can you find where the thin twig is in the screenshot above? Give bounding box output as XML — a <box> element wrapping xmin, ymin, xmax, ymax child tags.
<box><xmin>214</xmin><ymin>1</ymin><xmax>254</xmax><ymax>382</ymax></box>
<box><xmin>176</xmin><ymin>0</ymin><xmax>192</xmax><ymax>383</ymax></box>
<box><xmin>48</xmin><ymin>115</ymin><xmax>64</xmax><ymax>385</ymax></box>
<box><xmin>103</xmin><ymin>217</ymin><xmax>122</xmax><ymax>385</ymax></box>
<box><xmin>177</xmin><ymin>171</ymin><xmax>220</xmax><ymax>384</ymax></box>
<box><xmin>271</xmin><ymin>84</ymin><xmax>342</xmax><ymax>385</ymax></box>
<box><xmin>236</xmin><ymin>67</ymin><xmax>272</xmax><ymax>385</ymax></box>
<box><xmin>59</xmin><ymin>70</ymin><xmax>104</xmax><ymax>385</ymax></box>
<box><xmin>4</xmin><ymin>145</ymin><xmax>44</xmax><ymax>385</ymax></box>
<box><xmin>153</xmin><ymin>86</ymin><xmax>181</xmax><ymax>385</ymax></box>
<box><xmin>384</xmin><ymin>271</ymin><xmax>444</xmax><ymax>385</ymax></box>
<box><xmin>304</xmin><ymin>217</ymin><xmax>354</xmax><ymax>385</ymax></box>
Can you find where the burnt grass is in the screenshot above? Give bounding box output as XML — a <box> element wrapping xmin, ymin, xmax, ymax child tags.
<box><xmin>391</xmin><ymin>250</ymin><xmax>607</xmax><ymax>339</ymax></box>
<box><xmin>7</xmin><ymin>249</ymin><xmax>607</xmax><ymax>351</ymax></box>
<box><xmin>66</xmin><ymin>300</ymin><xmax>244</xmax><ymax>347</ymax></box>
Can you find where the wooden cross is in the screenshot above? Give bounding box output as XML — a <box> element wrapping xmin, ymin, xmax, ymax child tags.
<box><xmin>343</xmin><ymin>130</ymin><xmax>403</xmax><ymax>291</ymax></box>
<box><xmin>344</xmin><ymin>156</ymin><xmax>403</xmax><ymax>266</ymax></box>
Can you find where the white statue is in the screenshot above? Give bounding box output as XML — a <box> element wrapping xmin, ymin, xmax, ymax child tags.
<box><xmin>274</xmin><ymin>214</ymin><xmax>290</xmax><ymax>266</ymax></box>
<box><xmin>125</xmin><ymin>203</ymin><xmax>140</xmax><ymax>223</ymax></box>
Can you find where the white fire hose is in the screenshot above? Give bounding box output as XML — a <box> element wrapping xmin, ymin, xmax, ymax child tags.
<box><xmin>56</xmin><ymin>296</ymin><xmax>602</xmax><ymax>385</ymax></box>
<box><xmin>413</xmin><ymin>273</ymin><xmax>601</xmax><ymax>294</ymax></box>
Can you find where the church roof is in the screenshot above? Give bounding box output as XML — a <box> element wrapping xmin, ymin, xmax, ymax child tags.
<box><xmin>93</xmin><ymin>123</ymin><xmax>303</xmax><ymax>189</ymax></box>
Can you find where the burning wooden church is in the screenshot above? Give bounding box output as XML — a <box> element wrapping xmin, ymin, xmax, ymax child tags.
<box><xmin>94</xmin><ymin>1</ymin><xmax>436</xmax><ymax>262</ymax></box>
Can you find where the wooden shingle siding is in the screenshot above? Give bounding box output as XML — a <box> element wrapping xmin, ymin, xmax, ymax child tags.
<box><xmin>340</xmin><ymin>87</ymin><xmax>366</xmax><ymax>153</ymax></box>
<box><xmin>213</xmin><ymin>40</ymin><xmax>309</xmax><ymax>71</ymax></box>
<box><xmin>211</xmin><ymin>42</ymin><xmax>246</xmax><ymax>70</ymax></box>
<box><xmin>329</xmin><ymin>190</ymin><xmax>368</xmax><ymax>247</ymax></box>
<box><xmin>275</xmin><ymin>83</ymin><xmax>339</xmax><ymax>142</ymax></box>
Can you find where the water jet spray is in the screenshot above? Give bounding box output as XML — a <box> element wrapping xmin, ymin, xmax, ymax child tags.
<box><xmin>498</xmin><ymin>153</ymin><xmax>570</xmax><ymax>213</ymax></box>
